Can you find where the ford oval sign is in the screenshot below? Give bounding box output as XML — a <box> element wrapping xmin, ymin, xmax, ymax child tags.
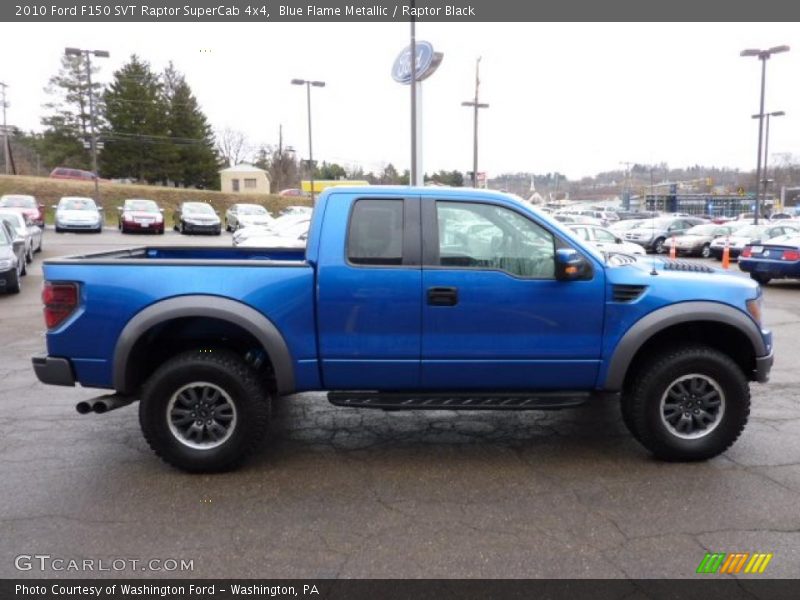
<box><xmin>391</xmin><ymin>41</ymin><xmax>443</xmax><ymax>85</ymax></box>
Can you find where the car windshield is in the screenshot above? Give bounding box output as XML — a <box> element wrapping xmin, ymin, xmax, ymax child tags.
<box><xmin>238</xmin><ymin>205</ymin><xmax>267</xmax><ymax>215</ymax></box>
<box><xmin>185</xmin><ymin>203</ymin><xmax>214</xmax><ymax>214</ymax></box>
<box><xmin>637</xmin><ymin>218</ymin><xmax>675</xmax><ymax>229</ymax></box>
<box><xmin>0</xmin><ymin>212</ymin><xmax>25</xmax><ymax>228</ymax></box>
<box><xmin>736</xmin><ymin>225</ymin><xmax>767</xmax><ymax>237</ymax></box>
<box><xmin>686</xmin><ymin>224</ymin><xmax>719</xmax><ymax>235</ymax></box>
<box><xmin>125</xmin><ymin>199</ymin><xmax>158</xmax><ymax>212</ymax></box>
<box><xmin>0</xmin><ymin>223</ymin><xmax>9</xmax><ymax>245</ymax></box>
<box><xmin>60</xmin><ymin>198</ymin><xmax>97</xmax><ymax>210</ymax></box>
<box><xmin>0</xmin><ymin>196</ymin><xmax>36</xmax><ymax>208</ymax></box>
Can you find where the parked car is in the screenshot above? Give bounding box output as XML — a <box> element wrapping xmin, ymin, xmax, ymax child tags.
<box><xmin>232</xmin><ymin>217</ymin><xmax>312</xmax><ymax>247</ymax></box>
<box><xmin>0</xmin><ymin>210</ymin><xmax>42</xmax><ymax>261</ymax></box>
<box><xmin>608</xmin><ymin>219</ymin><xmax>645</xmax><ymax>234</ymax></box>
<box><xmin>235</xmin><ymin>219</ymin><xmax>310</xmax><ymax>248</ymax></box>
<box><xmin>623</xmin><ymin>217</ymin><xmax>706</xmax><ymax>253</ymax></box>
<box><xmin>708</xmin><ymin>223</ymin><xmax>800</xmax><ymax>260</ymax></box>
<box><xmin>739</xmin><ymin>234</ymin><xmax>800</xmax><ymax>285</ymax></box>
<box><xmin>673</xmin><ymin>223</ymin><xmax>748</xmax><ymax>258</ymax></box>
<box><xmin>54</xmin><ymin>197</ymin><xmax>103</xmax><ymax>233</ymax></box>
<box><xmin>278</xmin><ymin>188</ymin><xmax>305</xmax><ymax>197</ymax></box>
<box><xmin>224</xmin><ymin>204</ymin><xmax>273</xmax><ymax>231</ymax></box>
<box><xmin>0</xmin><ymin>219</ymin><xmax>25</xmax><ymax>293</ymax></box>
<box><xmin>553</xmin><ymin>214</ymin><xmax>603</xmax><ymax>226</ymax></box>
<box><xmin>49</xmin><ymin>167</ymin><xmax>101</xmax><ymax>181</ymax></box>
<box><xmin>118</xmin><ymin>199</ymin><xmax>165</xmax><ymax>234</ymax></box>
<box><xmin>174</xmin><ymin>202</ymin><xmax>221</xmax><ymax>235</ymax></box>
<box><xmin>568</xmin><ymin>224</ymin><xmax>644</xmax><ymax>255</ymax></box>
<box><xmin>0</xmin><ymin>194</ymin><xmax>45</xmax><ymax>228</ymax></box>
<box><xmin>279</xmin><ymin>205</ymin><xmax>312</xmax><ymax>217</ymax></box>
<box><xmin>769</xmin><ymin>212</ymin><xmax>795</xmax><ymax>222</ymax></box>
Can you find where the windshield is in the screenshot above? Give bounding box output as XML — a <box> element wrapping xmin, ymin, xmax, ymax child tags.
<box><xmin>0</xmin><ymin>196</ymin><xmax>36</xmax><ymax>208</ymax></box>
<box><xmin>637</xmin><ymin>217</ymin><xmax>675</xmax><ymax>229</ymax></box>
<box><xmin>0</xmin><ymin>223</ymin><xmax>9</xmax><ymax>245</ymax></box>
<box><xmin>238</xmin><ymin>205</ymin><xmax>267</xmax><ymax>215</ymax></box>
<box><xmin>184</xmin><ymin>203</ymin><xmax>214</xmax><ymax>214</ymax></box>
<box><xmin>125</xmin><ymin>199</ymin><xmax>158</xmax><ymax>212</ymax></box>
<box><xmin>736</xmin><ymin>225</ymin><xmax>767</xmax><ymax>237</ymax></box>
<box><xmin>686</xmin><ymin>224</ymin><xmax>719</xmax><ymax>235</ymax></box>
<box><xmin>59</xmin><ymin>198</ymin><xmax>97</xmax><ymax>210</ymax></box>
<box><xmin>0</xmin><ymin>212</ymin><xmax>25</xmax><ymax>228</ymax></box>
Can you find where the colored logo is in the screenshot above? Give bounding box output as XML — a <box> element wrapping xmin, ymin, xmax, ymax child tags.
<box><xmin>696</xmin><ymin>552</ymin><xmax>773</xmax><ymax>574</ymax></box>
<box><xmin>391</xmin><ymin>41</ymin><xmax>442</xmax><ymax>84</ymax></box>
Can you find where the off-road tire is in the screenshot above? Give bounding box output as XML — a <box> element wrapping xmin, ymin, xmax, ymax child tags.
<box><xmin>140</xmin><ymin>349</ymin><xmax>271</xmax><ymax>473</ymax></box>
<box><xmin>622</xmin><ymin>345</ymin><xmax>749</xmax><ymax>461</ymax></box>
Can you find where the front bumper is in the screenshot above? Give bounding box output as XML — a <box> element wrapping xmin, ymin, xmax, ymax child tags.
<box><xmin>184</xmin><ymin>222</ymin><xmax>221</xmax><ymax>234</ymax></box>
<box><xmin>0</xmin><ymin>267</ymin><xmax>17</xmax><ymax>289</ymax></box>
<box><xmin>32</xmin><ymin>355</ymin><xmax>76</xmax><ymax>387</ymax></box>
<box><xmin>122</xmin><ymin>220</ymin><xmax>164</xmax><ymax>232</ymax></box>
<box><xmin>57</xmin><ymin>221</ymin><xmax>102</xmax><ymax>231</ymax></box>
<box><xmin>754</xmin><ymin>350</ymin><xmax>774</xmax><ymax>383</ymax></box>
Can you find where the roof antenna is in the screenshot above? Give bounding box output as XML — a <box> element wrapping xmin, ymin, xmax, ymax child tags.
<box><xmin>650</xmin><ymin>170</ymin><xmax>659</xmax><ymax>276</ymax></box>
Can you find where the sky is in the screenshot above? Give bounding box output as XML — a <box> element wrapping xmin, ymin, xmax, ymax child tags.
<box><xmin>1</xmin><ymin>22</ymin><xmax>799</xmax><ymax>179</ymax></box>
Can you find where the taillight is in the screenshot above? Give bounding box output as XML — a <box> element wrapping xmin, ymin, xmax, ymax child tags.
<box><xmin>42</xmin><ymin>282</ymin><xmax>79</xmax><ymax>329</ymax></box>
<box><xmin>741</xmin><ymin>247</ymin><xmax>752</xmax><ymax>258</ymax></box>
<box><xmin>782</xmin><ymin>250</ymin><xmax>800</xmax><ymax>261</ymax></box>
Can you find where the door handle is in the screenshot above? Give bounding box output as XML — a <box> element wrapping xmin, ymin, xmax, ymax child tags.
<box><xmin>427</xmin><ymin>286</ymin><xmax>458</xmax><ymax>306</ymax></box>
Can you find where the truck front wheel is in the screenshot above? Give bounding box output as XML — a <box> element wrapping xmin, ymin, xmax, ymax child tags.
<box><xmin>139</xmin><ymin>349</ymin><xmax>271</xmax><ymax>473</ymax></box>
<box><xmin>622</xmin><ymin>345</ymin><xmax>749</xmax><ymax>461</ymax></box>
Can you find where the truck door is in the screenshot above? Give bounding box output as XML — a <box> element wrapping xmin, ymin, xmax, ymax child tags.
<box><xmin>420</xmin><ymin>199</ymin><xmax>605</xmax><ymax>390</ymax></box>
<box><xmin>316</xmin><ymin>196</ymin><xmax>422</xmax><ymax>389</ymax></box>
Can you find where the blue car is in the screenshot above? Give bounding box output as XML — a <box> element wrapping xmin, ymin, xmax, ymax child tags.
<box><xmin>739</xmin><ymin>234</ymin><xmax>800</xmax><ymax>285</ymax></box>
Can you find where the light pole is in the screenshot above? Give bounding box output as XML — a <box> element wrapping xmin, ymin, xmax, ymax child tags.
<box><xmin>65</xmin><ymin>47</ymin><xmax>109</xmax><ymax>203</ymax></box>
<box><xmin>291</xmin><ymin>79</ymin><xmax>325</xmax><ymax>204</ymax></box>
<box><xmin>462</xmin><ymin>57</ymin><xmax>489</xmax><ymax>188</ymax></box>
<box><xmin>752</xmin><ymin>110</ymin><xmax>785</xmax><ymax>215</ymax></box>
<box><xmin>0</xmin><ymin>81</ymin><xmax>8</xmax><ymax>175</ymax></box>
<box><xmin>741</xmin><ymin>45</ymin><xmax>789</xmax><ymax>224</ymax></box>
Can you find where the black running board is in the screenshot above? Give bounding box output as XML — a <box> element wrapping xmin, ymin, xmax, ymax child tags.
<box><xmin>327</xmin><ymin>391</ymin><xmax>591</xmax><ymax>411</ymax></box>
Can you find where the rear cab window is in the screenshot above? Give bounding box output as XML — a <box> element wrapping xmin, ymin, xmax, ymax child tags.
<box><xmin>347</xmin><ymin>199</ymin><xmax>404</xmax><ymax>266</ymax></box>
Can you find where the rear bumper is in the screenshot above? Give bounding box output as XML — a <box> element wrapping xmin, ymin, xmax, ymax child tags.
<box><xmin>755</xmin><ymin>350</ymin><xmax>774</xmax><ymax>383</ymax></box>
<box><xmin>32</xmin><ymin>355</ymin><xmax>75</xmax><ymax>387</ymax></box>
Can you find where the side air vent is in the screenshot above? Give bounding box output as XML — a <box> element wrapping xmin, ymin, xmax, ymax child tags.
<box><xmin>612</xmin><ymin>284</ymin><xmax>647</xmax><ymax>302</ymax></box>
<box><xmin>661</xmin><ymin>259</ymin><xmax>714</xmax><ymax>273</ymax></box>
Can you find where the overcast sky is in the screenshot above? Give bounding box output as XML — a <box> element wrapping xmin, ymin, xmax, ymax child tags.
<box><xmin>1</xmin><ymin>22</ymin><xmax>798</xmax><ymax>179</ymax></box>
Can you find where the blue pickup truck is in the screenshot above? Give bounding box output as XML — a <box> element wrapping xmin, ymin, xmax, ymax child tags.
<box><xmin>33</xmin><ymin>187</ymin><xmax>773</xmax><ymax>472</ymax></box>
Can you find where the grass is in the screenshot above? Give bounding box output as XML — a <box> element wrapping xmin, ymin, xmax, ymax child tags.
<box><xmin>0</xmin><ymin>175</ymin><xmax>312</xmax><ymax>226</ymax></box>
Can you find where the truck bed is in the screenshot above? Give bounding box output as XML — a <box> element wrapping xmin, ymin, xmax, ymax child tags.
<box><xmin>45</xmin><ymin>245</ymin><xmax>307</xmax><ymax>265</ymax></box>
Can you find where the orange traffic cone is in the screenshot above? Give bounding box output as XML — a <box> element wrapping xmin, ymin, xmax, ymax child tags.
<box><xmin>722</xmin><ymin>236</ymin><xmax>730</xmax><ymax>269</ymax></box>
<box><xmin>669</xmin><ymin>235</ymin><xmax>677</xmax><ymax>259</ymax></box>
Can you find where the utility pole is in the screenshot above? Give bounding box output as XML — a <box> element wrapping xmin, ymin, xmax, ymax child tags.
<box><xmin>410</xmin><ymin>2</ymin><xmax>417</xmax><ymax>186</ymax></box>
<box><xmin>462</xmin><ymin>57</ymin><xmax>489</xmax><ymax>188</ymax></box>
<box><xmin>276</xmin><ymin>124</ymin><xmax>282</xmax><ymax>193</ymax></box>
<box><xmin>291</xmin><ymin>79</ymin><xmax>325</xmax><ymax>204</ymax></box>
<box><xmin>0</xmin><ymin>81</ymin><xmax>8</xmax><ymax>175</ymax></box>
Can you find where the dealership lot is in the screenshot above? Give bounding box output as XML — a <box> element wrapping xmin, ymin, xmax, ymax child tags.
<box><xmin>1</xmin><ymin>229</ymin><xmax>800</xmax><ymax>578</ymax></box>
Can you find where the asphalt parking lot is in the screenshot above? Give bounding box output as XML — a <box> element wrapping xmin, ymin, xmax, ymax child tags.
<box><xmin>1</xmin><ymin>229</ymin><xmax>800</xmax><ymax>579</ymax></box>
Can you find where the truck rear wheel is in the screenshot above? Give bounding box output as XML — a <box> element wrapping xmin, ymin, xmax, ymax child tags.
<box><xmin>622</xmin><ymin>345</ymin><xmax>749</xmax><ymax>461</ymax></box>
<box><xmin>139</xmin><ymin>349</ymin><xmax>271</xmax><ymax>472</ymax></box>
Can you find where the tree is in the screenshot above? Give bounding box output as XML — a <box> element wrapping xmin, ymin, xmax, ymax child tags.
<box><xmin>163</xmin><ymin>63</ymin><xmax>219</xmax><ymax>188</ymax></box>
<box><xmin>101</xmin><ymin>55</ymin><xmax>172</xmax><ymax>183</ymax></box>
<box><xmin>253</xmin><ymin>145</ymin><xmax>300</xmax><ymax>192</ymax></box>
<box><xmin>216</xmin><ymin>127</ymin><xmax>251</xmax><ymax>168</ymax></box>
<box><xmin>317</xmin><ymin>161</ymin><xmax>347</xmax><ymax>180</ymax></box>
<box><xmin>379</xmin><ymin>163</ymin><xmax>400</xmax><ymax>184</ymax></box>
<box><xmin>39</xmin><ymin>54</ymin><xmax>105</xmax><ymax>170</ymax></box>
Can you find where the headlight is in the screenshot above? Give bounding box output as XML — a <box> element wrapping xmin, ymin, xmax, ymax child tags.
<box><xmin>746</xmin><ymin>296</ymin><xmax>763</xmax><ymax>325</ymax></box>
<box><xmin>0</xmin><ymin>259</ymin><xmax>12</xmax><ymax>269</ymax></box>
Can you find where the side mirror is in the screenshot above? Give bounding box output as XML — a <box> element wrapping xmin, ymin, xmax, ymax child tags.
<box><xmin>159</xmin><ymin>208</ymin><xmax>164</xmax><ymax>213</ymax></box>
<box><xmin>97</xmin><ymin>206</ymin><xmax>104</xmax><ymax>210</ymax></box>
<box><xmin>38</xmin><ymin>204</ymin><xmax>45</xmax><ymax>210</ymax></box>
<box><xmin>615</xmin><ymin>237</ymin><xmax>623</xmax><ymax>244</ymax></box>
<box><xmin>51</xmin><ymin>205</ymin><xmax>58</xmax><ymax>210</ymax></box>
<box><xmin>555</xmin><ymin>248</ymin><xmax>591</xmax><ymax>281</ymax></box>
<box><xmin>116</xmin><ymin>207</ymin><xmax>123</xmax><ymax>212</ymax></box>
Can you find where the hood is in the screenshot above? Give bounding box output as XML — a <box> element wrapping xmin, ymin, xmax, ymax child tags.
<box><xmin>184</xmin><ymin>213</ymin><xmax>219</xmax><ymax>222</ymax></box>
<box><xmin>238</xmin><ymin>215</ymin><xmax>272</xmax><ymax>225</ymax></box>
<box><xmin>123</xmin><ymin>210</ymin><xmax>162</xmax><ymax>219</ymax></box>
<box><xmin>57</xmin><ymin>209</ymin><xmax>99</xmax><ymax>220</ymax></box>
<box><xmin>0</xmin><ymin>243</ymin><xmax>14</xmax><ymax>260</ymax></box>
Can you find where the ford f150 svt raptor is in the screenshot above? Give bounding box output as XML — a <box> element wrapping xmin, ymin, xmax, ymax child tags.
<box><xmin>32</xmin><ymin>187</ymin><xmax>773</xmax><ymax>472</ymax></box>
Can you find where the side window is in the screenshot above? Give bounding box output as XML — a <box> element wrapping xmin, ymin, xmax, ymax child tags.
<box><xmin>572</xmin><ymin>226</ymin><xmax>590</xmax><ymax>241</ymax></box>
<box><xmin>594</xmin><ymin>228</ymin><xmax>617</xmax><ymax>243</ymax></box>
<box><xmin>347</xmin><ymin>199</ymin><xmax>404</xmax><ymax>266</ymax></box>
<box><xmin>435</xmin><ymin>201</ymin><xmax>555</xmax><ymax>279</ymax></box>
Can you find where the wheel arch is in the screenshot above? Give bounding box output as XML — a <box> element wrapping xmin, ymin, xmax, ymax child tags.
<box><xmin>604</xmin><ymin>302</ymin><xmax>766</xmax><ymax>391</ymax></box>
<box><xmin>113</xmin><ymin>295</ymin><xmax>295</xmax><ymax>395</ymax></box>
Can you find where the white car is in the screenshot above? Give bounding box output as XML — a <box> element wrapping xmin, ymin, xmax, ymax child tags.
<box><xmin>236</xmin><ymin>219</ymin><xmax>310</xmax><ymax>249</ymax></box>
<box><xmin>54</xmin><ymin>196</ymin><xmax>103</xmax><ymax>233</ymax></box>
<box><xmin>224</xmin><ymin>203</ymin><xmax>274</xmax><ymax>231</ymax></box>
<box><xmin>709</xmin><ymin>223</ymin><xmax>800</xmax><ymax>260</ymax></box>
<box><xmin>569</xmin><ymin>224</ymin><xmax>645</xmax><ymax>255</ymax></box>
<box><xmin>0</xmin><ymin>210</ymin><xmax>43</xmax><ymax>262</ymax></box>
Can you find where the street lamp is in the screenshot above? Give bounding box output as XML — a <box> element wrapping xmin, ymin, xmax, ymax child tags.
<box><xmin>461</xmin><ymin>57</ymin><xmax>489</xmax><ymax>188</ymax></box>
<box><xmin>752</xmin><ymin>110</ymin><xmax>785</xmax><ymax>214</ymax></box>
<box><xmin>65</xmin><ymin>47</ymin><xmax>109</xmax><ymax>203</ymax></box>
<box><xmin>291</xmin><ymin>78</ymin><xmax>325</xmax><ymax>204</ymax></box>
<box><xmin>740</xmin><ymin>45</ymin><xmax>789</xmax><ymax>223</ymax></box>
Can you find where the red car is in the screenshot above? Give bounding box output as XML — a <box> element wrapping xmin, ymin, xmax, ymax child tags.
<box><xmin>50</xmin><ymin>167</ymin><xmax>108</xmax><ymax>182</ymax></box>
<box><xmin>117</xmin><ymin>199</ymin><xmax>165</xmax><ymax>234</ymax></box>
<box><xmin>0</xmin><ymin>194</ymin><xmax>45</xmax><ymax>228</ymax></box>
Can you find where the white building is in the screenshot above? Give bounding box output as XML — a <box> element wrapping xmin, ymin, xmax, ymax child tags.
<box><xmin>219</xmin><ymin>164</ymin><xmax>271</xmax><ymax>194</ymax></box>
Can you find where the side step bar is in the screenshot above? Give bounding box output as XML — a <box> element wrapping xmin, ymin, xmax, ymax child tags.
<box><xmin>327</xmin><ymin>391</ymin><xmax>591</xmax><ymax>411</ymax></box>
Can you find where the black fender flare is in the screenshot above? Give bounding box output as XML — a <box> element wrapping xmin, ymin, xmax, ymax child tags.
<box><xmin>603</xmin><ymin>301</ymin><xmax>766</xmax><ymax>391</ymax></box>
<box><xmin>113</xmin><ymin>295</ymin><xmax>295</xmax><ymax>395</ymax></box>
